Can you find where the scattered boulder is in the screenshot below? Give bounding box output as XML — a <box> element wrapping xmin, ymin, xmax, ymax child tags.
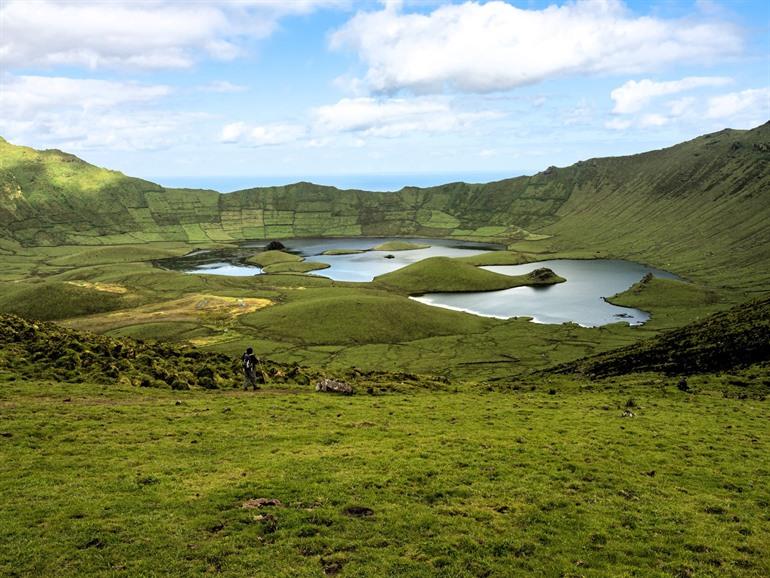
<box><xmin>315</xmin><ymin>378</ymin><xmax>354</xmax><ymax>395</ymax></box>
<box><xmin>265</xmin><ymin>240</ymin><xmax>286</xmax><ymax>251</ymax></box>
<box><xmin>677</xmin><ymin>377</ymin><xmax>691</xmax><ymax>392</ymax></box>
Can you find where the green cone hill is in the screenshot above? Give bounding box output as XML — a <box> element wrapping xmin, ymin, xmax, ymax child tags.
<box><xmin>2</xmin><ymin>122</ymin><xmax>769</xmax><ymax>290</ymax></box>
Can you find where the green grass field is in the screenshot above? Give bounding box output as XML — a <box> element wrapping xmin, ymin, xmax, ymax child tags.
<box><xmin>1</xmin><ymin>376</ymin><xmax>768</xmax><ymax>577</ymax></box>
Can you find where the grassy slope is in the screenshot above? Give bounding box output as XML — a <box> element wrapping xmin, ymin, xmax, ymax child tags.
<box><xmin>374</xmin><ymin>257</ymin><xmax>563</xmax><ymax>294</ymax></box>
<box><xmin>541</xmin><ymin>125</ymin><xmax>770</xmax><ymax>291</ymax></box>
<box><xmin>553</xmin><ymin>294</ymin><xmax>770</xmax><ymax>377</ymax></box>
<box><xmin>0</xmin><ymin>281</ymin><xmax>143</xmax><ymax>321</ymax></box>
<box><xmin>1</xmin><ymin>376</ymin><xmax>768</xmax><ymax>577</ymax></box>
<box><xmin>607</xmin><ymin>275</ymin><xmax>724</xmax><ymax>329</ymax></box>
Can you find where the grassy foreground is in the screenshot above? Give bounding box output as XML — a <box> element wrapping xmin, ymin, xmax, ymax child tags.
<box><xmin>1</xmin><ymin>377</ymin><xmax>768</xmax><ymax>577</ymax></box>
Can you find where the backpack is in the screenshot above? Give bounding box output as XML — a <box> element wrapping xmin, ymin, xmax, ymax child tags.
<box><xmin>242</xmin><ymin>352</ymin><xmax>254</xmax><ymax>371</ymax></box>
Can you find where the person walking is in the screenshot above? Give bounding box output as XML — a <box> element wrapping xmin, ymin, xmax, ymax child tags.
<box><xmin>242</xmin><ymin>347</ymin><xmax>260</xmax><ymax>390</ymax></box>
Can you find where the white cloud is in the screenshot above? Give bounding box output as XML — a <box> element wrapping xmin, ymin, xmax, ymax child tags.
<box><xmin>0</xmin><ymin>0</ymin><xmax>346</xmax><ymax>70</ymax></box>
<box><xmin>605</xmin><ymin>118</ymin><xmax>633</xmax><ymax>130</ymax></box>
<box><xmin>0</xmin><ymin>75</ymin><xmax>171</xmax><ymax>117</ymax></box>
<box><xmin>330</xmin><ymin>0</ymin><xmax>743</xmax><ymax>94</ymax></box>
<box><xmin>610</xmin><ymin>77</ymin><xmax>732</xmax><ymax>113</ymax></box>
<box><xmin>219</xmin><ymin>96</ymin><xmax>501</xmax><ymax>147</ymax></box>
<box><xmin>219</xmin><ymin>122</ymin><xmax>307</xmax><ymax>146</ymax></box>
<box><xmin>0</xmin><ymin>74</ymin><xmax>198</xmax><ymax>151</ymax></box>
<box><xmin>313</xmin><ymin>97</ymin><xmax>500</xmax><ymax>137</ymax></box>
<box><xmin>638</xmin><ymin>113</ymin><xmax>669</xmax><ymax>128</ymax></box>
<box><xmin>563</xmin><ymin>100</ymin><xmax>594</xmax><ymax>126</ymax></box>
<box><xmin>198</xmin><ymin>81</ymin><xmax>248</xmax><ymax>93</ymax></box>
<box><xmin>706</xmin><ymin>87</ymin><xmax>770</xmax><ymax>119</ymax></box>
<box><xmin>0</xmin><ymin>109</ymin><xmax>205</xmax><ymax>152</ymax></box>
<box><xmin>667</xmin><ymin>96</ymin><xmax>696</xmax><ymax>117</ymax></box>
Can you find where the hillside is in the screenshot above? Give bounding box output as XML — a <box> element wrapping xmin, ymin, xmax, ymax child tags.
<box><xmin>1</xmin><ymin>124</ymin><xmax>768</xmax><ymax>289</ymax></box>
<box><xmin>551</xmin><ymin>294</ymin><xmax>770</xmax><ymax>377</ymax></box>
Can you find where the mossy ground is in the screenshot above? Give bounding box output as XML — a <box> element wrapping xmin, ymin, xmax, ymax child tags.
<box><xmin>1</xmin><ymin>375</ymin><xmax>768</xmax><ymax>577</ymax></box>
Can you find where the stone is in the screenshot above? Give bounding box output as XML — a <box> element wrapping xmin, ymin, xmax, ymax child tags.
<box><xmin>315</xmin><ymin>378</ymin><xmax>354</xmax><ymax>395</ymax></box>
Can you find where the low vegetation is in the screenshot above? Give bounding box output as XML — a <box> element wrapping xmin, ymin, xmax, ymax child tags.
<box><xmin>552</xmin><ymin>294</ymin><xmax>770</xmax><ymax>378</ymax></box>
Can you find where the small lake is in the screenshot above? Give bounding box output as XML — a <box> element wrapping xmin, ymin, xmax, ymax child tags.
<box><xmin>412</xmin><ymin>259</ymin><xmax>679</xmax><ymax>327</ymax></box>
<box><xmin>159</xmin><ymin>239</ymin><xmax>679</xmax><ymax>326</ymax></box>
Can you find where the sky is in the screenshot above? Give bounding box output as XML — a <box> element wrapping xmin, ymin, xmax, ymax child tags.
<box><xmin>1</xmin><ymin>0</ymin><xmax>769</xmax><ymax>190</ymax></box>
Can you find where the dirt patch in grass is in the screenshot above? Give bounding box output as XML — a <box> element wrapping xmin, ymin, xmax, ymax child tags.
<box><xmin>63</xmin><ymin>293</ymin><xmax>272</xmax><ymax>333</ymax></box>
<box><xmin>65</xmin><ymin>280</ymin><xmax>128</xmax><ymax>294</ymax></box>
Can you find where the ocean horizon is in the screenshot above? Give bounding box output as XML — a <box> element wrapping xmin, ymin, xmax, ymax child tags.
<box><xmin>150</xmin><ymin>171</ymin><xmax>523</xmax><ymax>193</ymax></box>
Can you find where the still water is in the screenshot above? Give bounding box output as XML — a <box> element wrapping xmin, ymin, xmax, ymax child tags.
<box><xmin>168</xmin><ymin>237</ymin><xmax>499</xmax><ymax>281</ymax></box>
<box><xmin>412</xmin><ymin>259</ymin><xmax>679</xmax><ymax>327</ymax></box>
<box><xmin>162</xmin><ymin>239</ymin><xmax>679</xmax><ymax>326</ymax></box>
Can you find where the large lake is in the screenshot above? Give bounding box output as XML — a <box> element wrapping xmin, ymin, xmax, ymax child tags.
<box><xmin>162</xmin><ymin>238</ymin><xmax>679</xmax><ymax>326</ymax></box>
<box><xmin>413</xmin><ymin>259</ymin><xmax>679</xmax><ymax>326</ymax></box>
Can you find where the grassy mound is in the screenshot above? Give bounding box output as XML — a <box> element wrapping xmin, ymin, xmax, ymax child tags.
<box><xmin>262</xmin><ymin>261</ymin><xmax>330</xmax><ymax>274</ymax></box>
<box><xmin>553</xmin><ymin>294</ymin><xmax>770</xmax><ymax>377</ymax></box>
<box><xmin>245</xmin><ymin>250</ymin><xmax>302</xmax><ymax>267</ymax></box>
<box><xmin>374</xmin><ymin>257</ymin><xmax>564</xmax><ymax>294</ymax></box>
<box><xmin>607</xmin><ymin>274</ymin><xmax>723</xmax><ymax>328</ymax></box>
<box><xmin>0</xmin><ymin>281</ymin><xmax>140</xmax><ymax>320</ymax></box>
<box><xmin>372</xmin><ymin>241</ymin><xmax>430</xmax><ymax>251</ymax></box>
<box><xmin>240</xmin><ymin>292</ymin><xmax>494</xmax><ymax>345</ymax></box>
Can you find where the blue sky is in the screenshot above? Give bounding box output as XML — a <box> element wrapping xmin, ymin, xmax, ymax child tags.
<box><xmin>1</xmin><ymin>0</ymin><xmax>768</xmax><ymax>189</ymax></box>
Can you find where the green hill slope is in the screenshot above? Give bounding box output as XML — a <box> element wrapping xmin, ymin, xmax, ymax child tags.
<box><xmin>1</xmin><ymin>123</ymin><xmax>769</xmax><ymax>289</ymax></box>
<box><xmin>542</xmin><ymin>125</ymin><xmax>770</xmax><ymax>290</ymax></box>
<box><xmin>551</xmin><ymin>295</ymin><xmax>770</xmax><ymax>377</ymax></box>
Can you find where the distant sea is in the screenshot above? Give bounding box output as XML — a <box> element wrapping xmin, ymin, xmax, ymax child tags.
<box><xmin>150</xmin><ymin>172</ymin><xmax>521</xmax><ymax>193</ymax></box>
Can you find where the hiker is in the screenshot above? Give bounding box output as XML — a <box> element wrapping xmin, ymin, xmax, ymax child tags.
<box><xmin>242</xmin><ymin>347</ymin><xmax>260</xmax><ymax>390</ymax></box>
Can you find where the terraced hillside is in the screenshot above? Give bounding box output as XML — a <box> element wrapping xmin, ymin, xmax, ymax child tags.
<box><xmin>1</xmin><ymin>123</ymin><xmax>768</xmax><ymax>290</ymax></box>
